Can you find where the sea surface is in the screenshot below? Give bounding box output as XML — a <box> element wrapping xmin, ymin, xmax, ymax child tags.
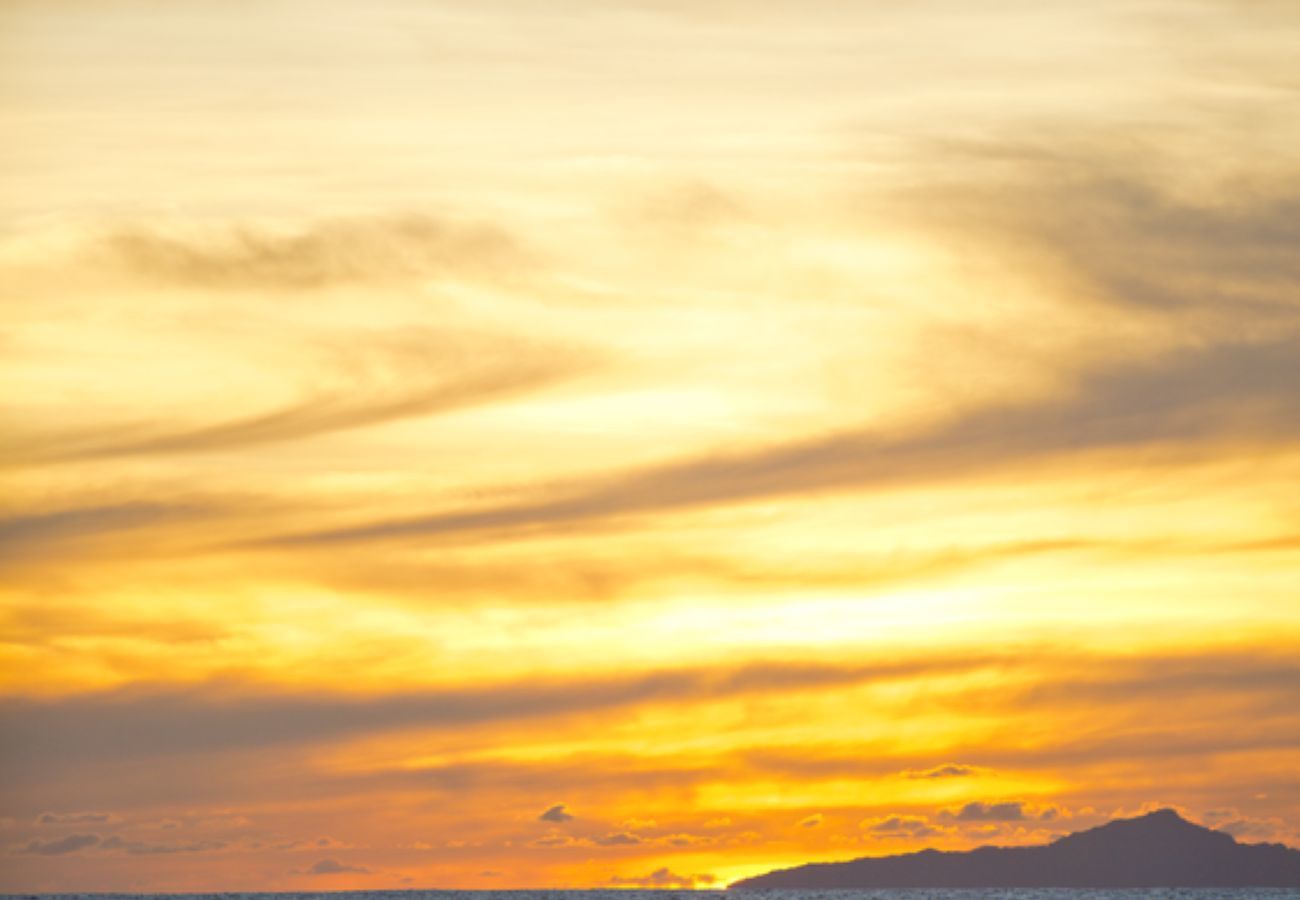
<box><xmin>3</xmin><ymin>890</ymin><xmax>1298</xmax><ymax>900</ymax></box>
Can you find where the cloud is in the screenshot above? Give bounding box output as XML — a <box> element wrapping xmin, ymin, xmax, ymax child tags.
<box><xmin>4</xmin><ymin>605</ymin><xmax>233</xmax><ymax>649</ymax></box>
<box><xmin>1006</xmin><ymin>653</ymin><xmax>1300</xmax><ymax>709</ymax></box>
<box><xmin>37</xmin><ymin>811</ymin><xmax>120</xmax><ymax>825</ymax></box>
<box><xmin>0</xmin><ymin>654</ymin><xmax>1000</xmax><ymax>772</ymax></box>
<box><xmin>903</xmin><ymin>764</ymin><xmax>978</xmax><ymax>780</ymax></box>
<box><xmin>527</xmin><ymin>833</ymin><xmax>587</xmax><ymax>848</ymax></box>
<box><xmin>914</xmin><ymin>164</ymin><xmax>1300</xmax><ymax>317</ymax></box>
<box><xmin>336</xmin><ymin>755</ymin><xmax>728</xmax><ymax>814</ymax></box>
<box><xmin>0</xmin><ymin>502</ymin><xmax>206</xmax><ymax>561</ymax></box>
<box><xmin>100</xmin><ymin>214</ymin><xmax>530</xmax><ymax>290</ymax></box>
<box><xmin>607</xmin><ymin>867</ymin><xmax>717</xmax><ymax>888</ymax></box>
<box><xmin>266</xmin><ymin>333</ymin><xmax>1300</xmax><ymax>548</ymax></box>
<box><xmin>5</xmin><ymin>647</ymin><xmax>1298</xmax><ymax>819</ymax></box>
<box><xmin>946</xmin><ymin>801</ymin><xmax>1027</xmax><ymax>822</ymax></box>
<box><xmin>798</xmin><ymin>813</ymin><xmax>823</xmax><ymax>828</ymax></box>
<box><xmin>595</xmin><ymin>831</ymin><xmax>642</xmax><ymax>846</ymax></box>
<box><xmin>663</xmin><ymin>832</ymin><xmax>711</xmax><ymax>846</ymax></box>
<box><xmin>268</xmin><ymin>535</ymin><xmax>1118</xmax><ymax>615</ymax></box>
<box><xmin>258</xmin><ymin>836</ymin><xmax>346</xmax><ymax>852</ymax></box>
<box><xmin>861</xmin><ymin>815</ymin><xmax>940</xmax><ymax>839</ymax></box>
<box><xmin>878</xmin><ymin>127</ymin><xmax>1300</xmax><ymax>335</ymax></box>
<box><xmin>538</xmin><ymin>804</ymin><xmax>574</xmax><ymax>823</ymax></box>
<box><xmin>19</xmin><ymin>833</ymin><xmax>100</xmax><ymax>855</ymax></box>
<box><xmin>99</xmin><ymin>835</ymin><xmax>227</xmax><ymax>855</ymax></box>
<box><xmin>8</xmin><ymin>329</ymin><xmax>595</xmax><ymax>466</ymax></box>
<box><xmin>1201</xmin><ymin>809</ymin><xmax>1291</xmax><ymax>842</ymax></box>
<box><xmin>306</xmin><ymin>858</ymin><xmax>370</xmax><ymax>875</ymax></box>
<box><xmin>210</xmin><ymin>159</ymin><xmax>1300</xmax><ymax>558</ymax></box>
<box><xmin>7</xmin><ymin>645</ymin><xmax>1300</xmax><ymax>818</ymax></box>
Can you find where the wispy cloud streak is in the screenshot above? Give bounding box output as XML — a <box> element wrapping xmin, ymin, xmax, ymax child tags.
<box><xmin>265</xmin><ymin>335</ymin><xmax>1300</xmax><ymax>546</ymax></box>
<box><xmin>100</xmin><ymin>215</ymin><xmax>529</xmax><ymax>290</ymax></box>
<box><xmin>5</xmin><ymin>330</ymin><xmax>595</xmax><ymax>465</ymax></box>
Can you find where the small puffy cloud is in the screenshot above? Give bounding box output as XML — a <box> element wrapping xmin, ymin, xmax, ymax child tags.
<box><xmin>608</xmin><ymin>867</ymin><xmax>717</xmax><ymax>888</ymax></box>
<box><xmin>861</xmin><ymin>815</ymin><xmax>940</xmax><ymax>839</ymax></box>
<box><xmin>798</xmin><ymin>814</ymin><xmax>824</xmax><ymax>828</ymax></box>
<box><xmin>903</xmin><ymin>764</ymin><xmax>979</xmax><ymax>780</ymax></box>
<box><xmin>595</xmin><ymin>832</ymin><xmax>642</xmax><ymax>846</ymax></box>
<box><xmin>538</xmin><ymin>804</ymin><xmax>574</xmax><ymax>823</ymax></box>
<box><xmin>37</xmin><ymin>811</ymin><xmax>120</xmax><ymax>825</ymax></box>
<box><xmin>21</xmin><ymin>833</ymin><xmax>101</xmax><ymax>855</ymax></box>
<box><xmin>945</xmin><ymin>801</ymin><xmax>1027</xmax><ymax>822</ymax></box>
<box><xmin>307</xmin><ymin>858</ymin><xmax>369</xmax><ymax>875</ymax></box>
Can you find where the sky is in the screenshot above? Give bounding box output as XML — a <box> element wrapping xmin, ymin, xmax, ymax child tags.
<box><xmin>1</xmin><ymin>0</ymin><xmax>1299</xmax><ymax>891</ymax></box>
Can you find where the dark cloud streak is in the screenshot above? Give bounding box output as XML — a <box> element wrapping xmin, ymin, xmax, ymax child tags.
<box><xmin>0</xmin><ymin>655</ymin><xmax>998</xmax><ymax>771</ymax></box>
<box><xmin>0</xmin><ymin>503</ymin><xmax>206</xmax><ymax>562</ymax></box>
<box><xmin>265</xmin><ymin>334</ymin><xmax>1300</xmax><ymax>546</ymax></box>
<box><xmin>4</xmin><ymin>647</ymin><xmax>1297</xmax><ymax>810</ymax></box>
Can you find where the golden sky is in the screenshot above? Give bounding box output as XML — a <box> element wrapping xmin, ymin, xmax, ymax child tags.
<box><xmin>2</xmin><ymin>0</ymin><xmax>1299</xmax><ymax>891</ymax></box>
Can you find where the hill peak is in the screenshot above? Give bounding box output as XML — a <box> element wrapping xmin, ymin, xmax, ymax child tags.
<box><xmin>1053</xmin><ymin>808</ymin><xmax>1232</xmax><ymax>851</ymax></box>
<box><xmin>731</xmin><ymin>809</ymin><xmax>1300</xmax><ymax>889</ymax></box>
<box><xmin>1122</xmin><ymin>808</ymin><xmax>1200</xmax><ymax>827</ymax></box>
<box><xmin>1140</xmin><ymin>807</ymin><xmax>1183</xmax><ymax>820</ymax></box>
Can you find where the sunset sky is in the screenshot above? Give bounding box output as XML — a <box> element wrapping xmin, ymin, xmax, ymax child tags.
<box><xmin>2</xmin><ymin>0</ymin><xmax>1299</xmax><ymax>892</ymax></box>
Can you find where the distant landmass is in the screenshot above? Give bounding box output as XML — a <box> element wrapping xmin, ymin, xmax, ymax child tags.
<box><xmin>730</xmin><ymin>809</ymin><xmax>1300</xmax><ymax>889</ymax></box>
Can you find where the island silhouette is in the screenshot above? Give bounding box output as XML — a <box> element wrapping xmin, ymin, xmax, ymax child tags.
<box><xmin>730</xmin><ymin>809</ymin><xmax>1300</xmax><ymax>888</ymax></box>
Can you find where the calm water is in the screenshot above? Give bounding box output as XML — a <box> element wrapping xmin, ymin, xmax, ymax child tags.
<box><xmin>3</xmin><ymin>891</ymin><xmax>1298</xmax><ymax>900</ymax></box>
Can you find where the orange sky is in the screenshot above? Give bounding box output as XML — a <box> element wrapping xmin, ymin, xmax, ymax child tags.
<box><xmin>2</xmin><ymin>0</ymin><xmax>1299</xmax><ymax>891</ymax></box>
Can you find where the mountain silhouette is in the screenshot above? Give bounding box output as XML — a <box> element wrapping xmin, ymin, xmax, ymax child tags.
<box><xmin>730</xmin><ymin>809</ymin><xmax>1300</xmax><ymax>888</ymax></box>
